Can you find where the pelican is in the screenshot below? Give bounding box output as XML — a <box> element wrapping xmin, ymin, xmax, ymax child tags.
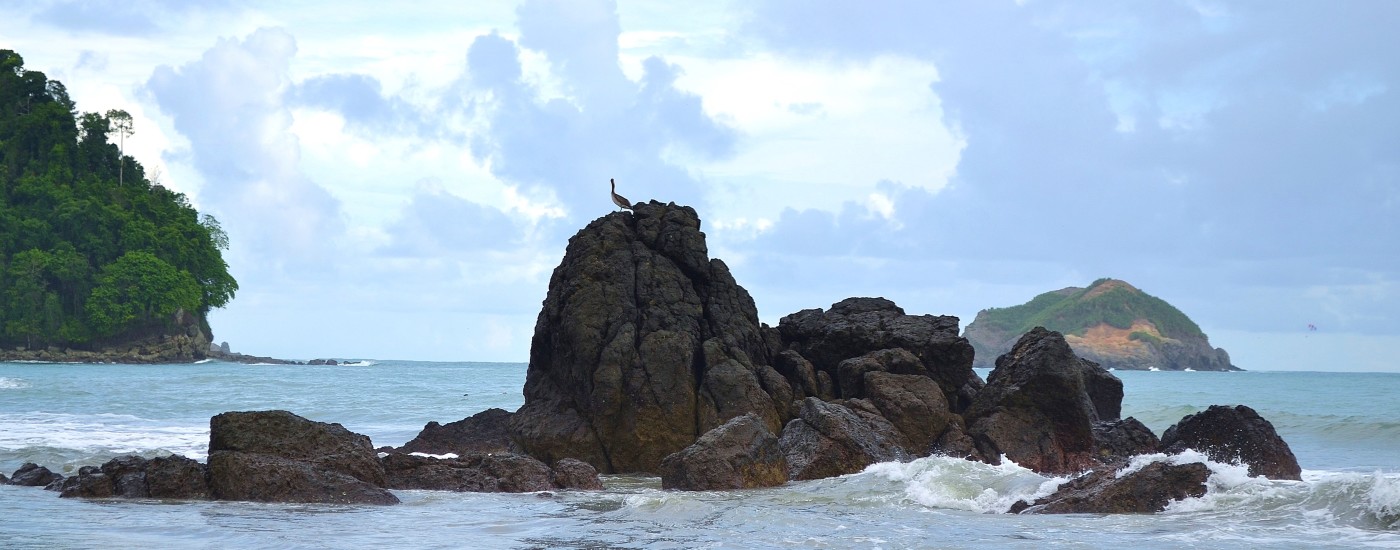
<box><xmin>610</xmin><ymin>178</ymin><xmax>633</xmax><ymax>211</ymax></box>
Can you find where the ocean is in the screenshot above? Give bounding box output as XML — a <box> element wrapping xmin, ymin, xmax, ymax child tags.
<box><xmin>1</xmin><ymin>360</ymin><xmax>1398</xmax><ymax>549</ymax></box>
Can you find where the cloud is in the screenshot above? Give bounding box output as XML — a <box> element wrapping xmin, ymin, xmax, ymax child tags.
<box><xmin>379</xmin><ymin>181</ymin><xmax>521</xmax><ymax>256</ymax></box>
<box><xmin>146</xmin><ymin>27</ymin><xmax>344</xmax><ymax>265</ymax></box>
<box><xmin>33</xmin><ymin>0</ymin><xmax>232</xmax><ymax>36</ymax></box>
<box><xmin>734</xmin><ymin>1</ymin><xmax>1400</xmax><ymax>335</ymax></box>
<box><xmin>454</xmin><ymin>0</ymin><xmax>737</xmax><ymax>224</ymax></box>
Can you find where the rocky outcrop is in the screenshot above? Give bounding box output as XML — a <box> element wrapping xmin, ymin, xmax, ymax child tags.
<box><xmin>206</xmin><ymin>410</ymin><xmax>398</xmax><ymax>504</ymax></box>
<box><xmin>779</xmin><ymin>397</ymin><xmax>909</xmax><ymax>480</ymax></box>
<box><xmin>777</xmin><ymin>298</ymin><xmax>980</xmax><ymax>411</ymax></box>
<box><xmin>381</xmin><ymin>452</ymin><xmax>553</xmax><ymax>493</ymax></box>
<box><xmin>0</xmin><ymin>309</ymin><xmax>211</xmax><ymax>364</ymax></box>
<box><xmin>510</xmin><ymin>201</ymin><xmax>786</xmax><ymax>474</ymax></box>
<box><xmin>961</xmin><ymin>327</ymin><xmax>1123</xmax><ymax>475</ymax></box>
<box><xmin>1092</xmin><ymin>418</ymin><xmax>1161</xmax><ymax>464</ymax></box>
<box><xmin>659</xmin><ymin>414</ymin><xmax>787</xmax><ymax>491</ymax></box>
<box><xmin>550</xmin><ymin>458</ymin><xmax>604</xmax><ymax>490</ymax></box>
<box><xmin>1160</xmin><ymin>405</ymin><xmax>1302</xmax><ymax>480</ymax></box>
<box><xmin>58</xmin><ymin>455</ymin><xmax>210</xmax><ymax>499</ymax></box>
<box><xmin>1015</xmin><ymin>461</ymin><xmax>1210</xmax><ymax>514</ymax></box>
<box><xmin>399</xmin><ymin>408</ymin><xmax>521</xmax><ymax>456</ymax></box>
<box><xmin>963</xmin><ymin>279</ymin><xmax>1239</xmax><ymax>371</ymax></box>
<box><xmin>7</xmin><ymin>462</ymin><xmax>62</xmax><ymax>487</ymax></box>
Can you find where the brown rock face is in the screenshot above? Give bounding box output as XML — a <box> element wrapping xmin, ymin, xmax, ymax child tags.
<box><xmin>963</xmin><ymin>327</ymin><xmax>1123</xmax><ymax>475</ymax></box>
<box><xmin>207</xmin><ymin>410</ymin><xmax>397</xmax><ymax>504</ymax></box>
<box><xmin>1017</xmin><ymin>461</ymin><xmax>1210</xmax><ymax>514</ymax></box>
<box><xmin>511</xmin><ymin>202</ymin><xmax>785</xmax><ymax>474</ymax></box>
<box><xmin>779</xmin><ymin>397</ymin><xmax>909</xmax><ymax>480</ymax></box>
<box><xmin>1160</xmin><ymin>404</ymin><xmax>1302</xmax><ymax>480</ymax></box>
<box><xmin>660</xmin><ymin>414</ymin><xmax>788</xmax><ymax>491</ymax></box>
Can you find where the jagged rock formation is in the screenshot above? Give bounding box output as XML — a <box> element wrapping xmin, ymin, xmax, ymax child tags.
<box><xmin>963</xmin><ymin>279</ymin><xmax>1239</xmax><ymax>371</ymax></box>
<box><xmin>958</xmin><ymin>327</ymin><xmax>1125</xmax><ymax>474</ymax></box>
<box><xmin>509</xmin><ymin>201</ymin><xmax>787</xmax><ymax>474</ymax></box>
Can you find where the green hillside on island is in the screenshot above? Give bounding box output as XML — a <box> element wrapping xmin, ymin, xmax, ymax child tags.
<box><xmin>964</xmin><ymin>279</ymin><xmax>1238</xmax><ymax>371</ymax></box>
<box><xmin>0</xmin><ymin>50</ymin><xmax>236</xmax><ymax>358</ymax></box>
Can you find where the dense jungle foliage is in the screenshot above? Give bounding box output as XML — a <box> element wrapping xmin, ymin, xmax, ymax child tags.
<box><xmin>0</xmin><ymin>49</ymin><xmax>236</xmax><ymax>350</ymax></box>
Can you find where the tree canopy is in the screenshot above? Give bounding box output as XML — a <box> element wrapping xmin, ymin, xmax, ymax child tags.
<box><xmin>0</xmin><ymin>49</ymin><xmax>237</xmax><ymax>349</ymax></box>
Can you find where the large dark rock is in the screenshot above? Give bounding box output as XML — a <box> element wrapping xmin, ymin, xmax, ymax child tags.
<box><xmin>779</xmin><ymin>397</ymin><xmax>908</xmax><ymax>480</ymax></box>
<box><xmin>1092</xmin><ymin>418</ymin><xmax>1161</xmax><ymax>464</ymax></box>
<box><xmin>1159</xmin><ymin>404</ymin><xmax>1302</xmax><ymax>480</ymax></box>
<box><xmin>659</xmin><ymin>413</ymin><xmax>788</xmax><ymax>491</ymax></box>
<box><xmin>776</xmin><ymin>297</ymin><xmax>980</xmax><ymax>411</ymax></box>
<box><xmin>207</xmin><ymin>410</ymin><xmax>397</xmax><ymax>504</ymax></box>
<box><xmin>862</xmin><ymin>371</ymin><xmax>960</xmax><ymax>454</ymax></box>
<box><xmin>59</xmin><ymin>455</ymin><xmax>210</xmax><ymax>500</ymax></box>
<box><xmin>381</xmin><ymin>452</ymin><xmax>554</xmax><ymax>493</ymax></box>
<box><xmin>550</xmin><ymin>458</ymin><xmax>604</xmax><ymax>490</ymax></box>
<box><xmin>1016</xmin><ymin>461</ymin><xmax>1210</xmax><ymax>514</ymax></box>
<box><xmin>399</xmin><ymin>408</ymin><xmax>521</xmax><ymax>456</ymax></box>
<box><xmin>8</xmin><ymin>463</ymin><xmax>62</xmax><ymax>487</ymax></box>
<box><xmin>963</xmin><ymin>327</ymin><xmax>1123</xmax><ymax>475</ymax></box>
<box><xmin>512</xmin><ymin>202</ymin><xmax>785</xmax><ymax>474</ymax></box>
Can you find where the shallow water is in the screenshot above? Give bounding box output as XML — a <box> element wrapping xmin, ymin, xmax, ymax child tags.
<box><xmin>2</xmin><ymin>361</ymin><xmax>1398</xmax><ymax>549</ymax></box>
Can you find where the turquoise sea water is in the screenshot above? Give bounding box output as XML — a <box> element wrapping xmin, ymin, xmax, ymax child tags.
<box><xmin>2</xmin><ymin>361</ymin><xmax>1398</xmax><ymax>549</ymax></box>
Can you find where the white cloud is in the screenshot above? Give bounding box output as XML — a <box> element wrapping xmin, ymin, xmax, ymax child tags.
<box><xmin>660</xmin><ymin>53</ymin><xmax>964</xmax><ymax>221</ymax></box>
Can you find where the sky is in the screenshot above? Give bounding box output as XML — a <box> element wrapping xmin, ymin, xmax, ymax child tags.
<box><xmin>2</xmin><ymin>1</ymin><xmax>1397</xmax><ymax>370</ymax></box>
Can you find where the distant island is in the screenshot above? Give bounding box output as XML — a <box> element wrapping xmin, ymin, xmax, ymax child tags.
<box><xmin>963</xmin><ymin>278</ymin><xmax>1239</xmax><ymax>371</ymax></box>
<box><xmin>0</xmin><ymin>49</ymin><xmax>236</xmax><ymax>363</ymax></box>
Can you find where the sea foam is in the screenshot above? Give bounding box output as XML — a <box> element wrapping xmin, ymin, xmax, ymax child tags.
<box><xmin>0</xmin><ymin>377</ymin><xmax>29</xmax><ymax>389</ymax></box>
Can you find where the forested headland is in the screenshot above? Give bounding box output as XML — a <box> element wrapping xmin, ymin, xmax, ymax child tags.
<box><xmin>0</xmin><ymin>49</ymin><xmax>236</xmax><ymax>358</ymax></box>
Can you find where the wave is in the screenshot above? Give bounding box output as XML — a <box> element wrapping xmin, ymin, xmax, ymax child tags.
<box><xmin>339</xmin><ymin>360</ymin><xmax>377</xmax><ymax>367</ymax></box>
<box><xmin>0</xmin><ymin>377</ymin><xmax>29</xmax><ymax>389</ymax></box>
<box><xmin>0</xmin><ymin>412</ymin><xmax>209</xmax><ymax>466</ymax></box>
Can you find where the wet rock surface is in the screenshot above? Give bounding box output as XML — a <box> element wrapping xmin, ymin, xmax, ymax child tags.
<box><xmin>660</xmin><ymin>414</ymin><xmax>787</xmax><ymax>491</ymax></box>
<box><xmin>1016</xmin><ymin>460</ymin><xmax>1210</xmax><ymax>514</ymax></box>
<box><xmin>207</xmin><ymin>410</ymin><xmax>398</xmax><ymax>504</ymax></box>
<box><xmin>1160</xmin><ymin>404</ymin><xmax>1302</xmax><ymax>480</ymax></box>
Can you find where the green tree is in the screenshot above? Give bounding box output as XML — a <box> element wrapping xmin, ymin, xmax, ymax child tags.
<box><xmin>86</xmin><ymin>251</ymin><xmax>201</xmax><ymax>337</ymax></box>
<box><xmin>105</xmin><ymin>109</ymin><xmax>133</xmax><ymax>186</ymax></box>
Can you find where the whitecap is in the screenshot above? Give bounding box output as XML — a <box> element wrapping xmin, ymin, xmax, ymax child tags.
<box><xmin>0</xmin><ymin>411</ymin><xmax>209</xmax><ymax>461</ymax></box>
<box><xmin>864</xmin><ymin>455</ymin><xmax>1068</xmax><ymax>513</ymax></box>
<box><xmin>409</xmin><ymin>452</ymin><xmax>460</xmax><ymax>459</ymax></box>
<box><xmin>0</xmin><ymin>377</ymin><xmax>30</xmax><ymax>389</ymax></box>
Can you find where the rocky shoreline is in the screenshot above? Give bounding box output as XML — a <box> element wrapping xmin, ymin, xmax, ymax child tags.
<box><xmin>7</xmin><ymin>201</ymin><xmax>1303</xmax><ymax>515</ymax></box>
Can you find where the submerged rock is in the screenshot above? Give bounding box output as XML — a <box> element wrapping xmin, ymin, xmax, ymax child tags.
<box><xmin>963</xmin><ymin>327</ymin><xmax>1123</xmax><ymax>475</ymax></box>
<box><xmin>550</xmin><ymin>458</ymin><xmax>604</xmax><ymax>490</ymax></box>
<box><xmin>207</xmin><ymin>410</ymin><xmax>397</xmax><ymax>504</ymax></box>
<box><xmin>7</xmin><ymin>463</ymin><xmax>62</xmax><ymax>487</ymax></box>
<box><xmin>1159</xmin><ymin>404</ymin><xmax>1302</xmax><ymax>481</ymax></box>
<box><xmin>59</xmin><ymin>455</ymin><xmax>210</xmax><ymax>500</ymax></box>
<box><xmin>1016</xmin><ymin>460</ymin><xmax>1210</xmax><ymax>514</ymax></box>
<box><xmin>381</xmin><ymin>452</ymin><xmax>554</xmax><ymax>493</ymax></box>
<box><xmin>399</xmin><ymin>408</ymin><xmax>521</xmax><ymax>456</ymax></box>
<box><xmin>660</xmin><ymin>414</ymin><xmax>787</xmax><ymax>491</ymax></box>
<box><xmin>512</xmin><ymin>201</ymin><xmax>784</xmax><ymax>474</ymax></box>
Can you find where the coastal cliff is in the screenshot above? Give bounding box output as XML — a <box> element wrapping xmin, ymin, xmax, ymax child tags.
<box><xmin>963</xmin><ymin>279</ymin><xmax>1238</xmax><ymax>371</ymax></box>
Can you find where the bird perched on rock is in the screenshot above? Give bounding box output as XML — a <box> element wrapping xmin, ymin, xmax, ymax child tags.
<box><xmin>610</xmin><ymin>178</ymin><xmax>633</xmax><ymax>211</ymax></box>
